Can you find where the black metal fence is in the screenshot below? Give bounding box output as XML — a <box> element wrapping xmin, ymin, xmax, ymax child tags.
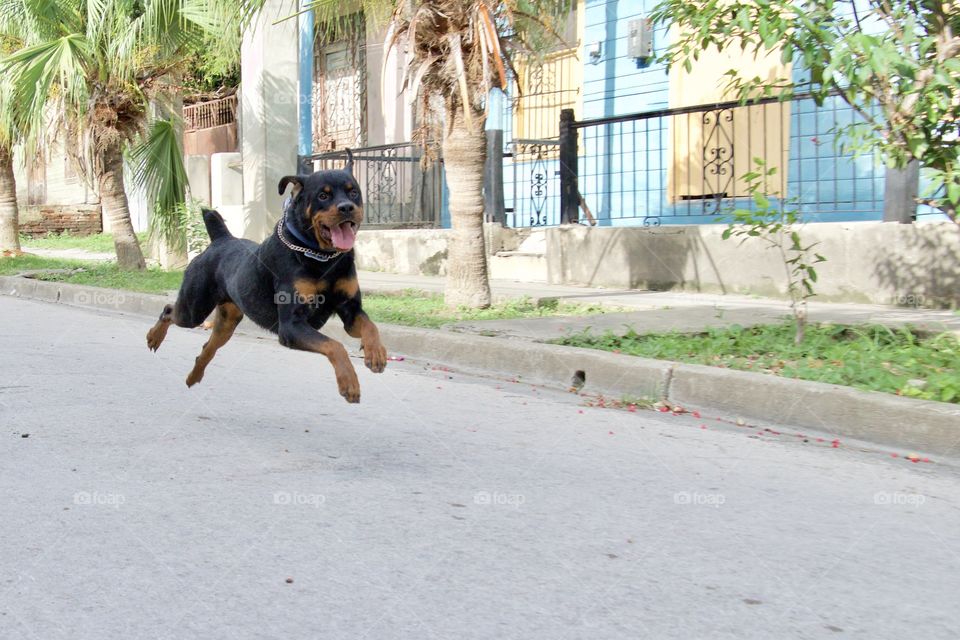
<box><xmin>549</xmin><ymin>92</ymin><xmax>885</xmax><ymax>228</ymax></box>
<box><xmin>302</xmin><ymin>142</ymin><xmax>444</xmax><ymax>228</ymax></box>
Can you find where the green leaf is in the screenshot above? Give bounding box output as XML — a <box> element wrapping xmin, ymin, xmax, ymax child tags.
<box><xmin>131</xmin><ymin>119</ymin><xmax>190</xmax><ymax>251</ymax></box>
<box><xmin>753</xmin><ymin>192</ymin><xmax>771</xmax><ymax>209</ymax></box>
<box><xmin>947</xmin><ymin>181</ymin><xmax>960</xmax><ymax>206</ymax></box>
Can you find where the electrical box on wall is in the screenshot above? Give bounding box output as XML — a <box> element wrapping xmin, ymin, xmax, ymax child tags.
<box><xmin>627</xmin><ymin>17</ymin><xmax>654</xmax><ymax>68</ymax></box>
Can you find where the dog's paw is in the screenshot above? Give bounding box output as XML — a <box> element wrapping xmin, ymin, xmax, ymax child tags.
<box><xmin>185</xmin><ymin>357</ymin><xmax>205</xmax><ymax>387</ymax></box>
<box><xmin>146</xmin><ymin>326</ymin><xmax>167</xmax><ymax>351</ymax></box>
<box><xmin>185</xmin><ymin>369</ymin><xmax>204</xmax><ymax>387</ymax></box>
<box><xmin>363</xmin><ymin>341</ymin><xmax>388</xmax><ymax>374</ymax></box>
<box><xmin>337</xmin><ymin>371</ymin><xmax>361</xmax><ymax>403</ymax></box>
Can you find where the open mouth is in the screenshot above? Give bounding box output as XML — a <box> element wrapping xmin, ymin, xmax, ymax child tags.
<box><xmin>318</xmin><ymin>221</ymin><xmax>358</xmax><ymax>251</ymax></box>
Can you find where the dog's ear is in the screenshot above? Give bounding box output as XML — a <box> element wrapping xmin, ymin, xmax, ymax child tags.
<box><xmin>344</xmin><ymin>149</ymin><xmax>354</xmax><ymax>175</ymax></box>
<box><xmin>278</xmin><ymin>175</ymin><xmax>306</xmax><ymax>197</ymax></box>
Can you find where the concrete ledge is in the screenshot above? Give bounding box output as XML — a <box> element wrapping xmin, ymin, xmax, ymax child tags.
<box><xmin>670</xmin><ymin>363</ymin><xmax>960</xmax><ymax>455</ymax></box>
<box><xmin>1</xmin><ymin>276</ymin><xmax>174</xmax><ymax>316</ymax></box>
<box><xmin>378</xmin><ymin>325</ymin><xmax>672</xmax><ymax>400</ymax></box>
<box><xmin>3</xmin><ymin>275</ymin><xmax>958</xmax><ymax>457</ymax></box>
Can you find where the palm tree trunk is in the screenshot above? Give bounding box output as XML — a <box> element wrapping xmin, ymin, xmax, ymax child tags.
<box><xmin>99</xmin><ymin>140</ymin><xmax>145</xmax><ymax>270</ymax></box>
<box><xmin>0</xmin><ymin>146</ymin><xmax>22</xmax><ymax>255</ymax></box>
<box><xmin>442</xmin><ymin>109</ymin><xmax>492</xmax><ymax>309</ymax></box>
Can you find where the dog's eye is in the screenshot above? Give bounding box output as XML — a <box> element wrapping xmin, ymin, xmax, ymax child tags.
<box><xmin>349</xmin><ymin>189</ymin><xmax>359</xmax><ymax>199</ymax></box>
<box><xmin>318</xmin><ymin>192</ymin><xmax>329</xmax><ymax>201</ymax></box>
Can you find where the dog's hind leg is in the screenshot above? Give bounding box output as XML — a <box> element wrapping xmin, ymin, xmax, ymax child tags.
<box><xmin>146</xmin><ymin>304</ymin><xmax>176</xmax><ymax>352</ymax></box>
<box><xmin>185</xmin><ymin>302</ymin><xmax>244</xmax><ymax>387</ymax></box>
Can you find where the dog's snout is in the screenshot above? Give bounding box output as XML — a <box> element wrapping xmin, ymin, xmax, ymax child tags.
<box><xmin>338</xmin><ymin>202</ymin><xmax>355</xmax><ymax>215</ymax></box>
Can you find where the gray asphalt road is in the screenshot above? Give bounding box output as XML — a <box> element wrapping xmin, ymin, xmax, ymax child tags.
<box><xmin>1</xmin><ymin>296</ymin><xmax>959</xmax><ymax>640</ymax></box>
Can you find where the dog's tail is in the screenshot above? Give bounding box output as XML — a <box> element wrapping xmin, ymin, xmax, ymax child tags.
<box><xmin>202</xmin><ymin>208</ymin><xmax>233</xmax><ymax>242</ymax></box>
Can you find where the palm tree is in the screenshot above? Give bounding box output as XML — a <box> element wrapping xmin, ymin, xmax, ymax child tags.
<box><xmin>244</xmin><ymin>0</ymin><xmax>572</xmax><ymax>308</ymax></box>
<box><xmin>2</xmin><ymin>0</ymin><xmax>235</xmax><ymax>270</ymax></box>
<box><xmin>0</xmin><ymin>15</ymin><xmax>31</xmax><ymax>255</ymax></box>
<box><xmin>380</xmin><ymin>0</ymin><xmax>572</xmax><ymax>308</ymax></box>
<box><xmin>0</xmin><ymin>75</ymin><xmax>21</xmax><ymax>255</ymax></box>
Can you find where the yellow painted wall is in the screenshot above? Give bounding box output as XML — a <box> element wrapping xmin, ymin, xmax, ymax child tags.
<box><xmin>667</xmin><ymin>39</ymin><xmax>792</xmax><ymax>202</ymax></box>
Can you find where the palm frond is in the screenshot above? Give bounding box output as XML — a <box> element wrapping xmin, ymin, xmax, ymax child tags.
<box><xmin>4</xmin><ymin>34</ymin><xmax>92</xmax><ymax>148</ymax></box>
<box><xmin>448</xmin><ymin>32</ymin><xmax>474</xmax><ymax>128</ymax></box>
<box><xmin>478</xmin><ymin>2</ymin><xmax>506</xmax><ymax>89</ymax></box>
<box><xmin>130</xmin><ymin>118</ymin><xmax>189</xmax><ymax>251</ymax></box>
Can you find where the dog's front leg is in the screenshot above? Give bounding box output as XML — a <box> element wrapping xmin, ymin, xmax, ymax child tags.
<box><xmin>337</xmin><ymin>296</ymin><xmax>387</xmax><ymax>373</ymax></box>
<box><xmin>278</xmin><ymin>309</ymin><xmax>361</xmax><ymax>404</ymax></box>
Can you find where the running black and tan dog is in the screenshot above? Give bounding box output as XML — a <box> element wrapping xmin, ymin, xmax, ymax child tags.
<box><xmin>146</xmin><ymin>153</ymin><xmax>386</xmax><ymax>403</ymax></box>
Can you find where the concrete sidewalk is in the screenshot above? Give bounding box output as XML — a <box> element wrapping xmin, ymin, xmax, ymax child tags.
<box><xmin>22</xmin><ymin>247</ymin><xmax>959</xmax><ymax>337</ymax></box>
<box><xmin>360</xmin><ymin>270</ymin><xmax>960</xmax><ymax>339</ymax></box>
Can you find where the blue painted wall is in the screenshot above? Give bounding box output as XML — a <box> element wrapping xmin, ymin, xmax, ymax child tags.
<box><xmin>502</xmin><ymin>0</ymin><xmax>941</xmax><ymax>227</ymax></box>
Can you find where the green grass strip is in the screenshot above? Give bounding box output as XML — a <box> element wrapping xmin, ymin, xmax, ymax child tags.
<box><xmin>555</xmin><ymin>322</ymin><xmax>960</xmax><ymax>404</ymax></box>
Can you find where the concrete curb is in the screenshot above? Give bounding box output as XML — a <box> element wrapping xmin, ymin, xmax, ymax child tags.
<box><xmin>669</xmin><ymin>364</ymin><xmax>960</xmax><ymax>455</ymax></box>
<box><xmin>3</xmin><ymin>275</ymin><xmax>958</xmax><ymax>457</ymax></box>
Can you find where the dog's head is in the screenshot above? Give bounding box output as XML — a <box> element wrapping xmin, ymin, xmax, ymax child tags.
<box><xmin>278</xmin><ymin>152</ymin><xmax>362</xmax><ymax>252</ymax></box>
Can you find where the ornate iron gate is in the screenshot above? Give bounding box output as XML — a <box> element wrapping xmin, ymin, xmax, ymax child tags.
<box><xmin>509</xmin><ymin>139</ymin><xmax>560</xmax><ymax>227</ymax></box>
<box><xmin>303</xmin><ymin>144</ymin><xmax>444</xmax><ymax>228</ymax></box>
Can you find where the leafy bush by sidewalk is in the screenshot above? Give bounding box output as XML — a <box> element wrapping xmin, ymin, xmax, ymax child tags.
<box><xmin>555</xmin><ymin>322</ymin><xmax>960</xmax><ymax>404</ymax></box>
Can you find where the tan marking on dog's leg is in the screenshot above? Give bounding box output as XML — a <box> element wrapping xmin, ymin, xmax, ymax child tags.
<box><xmin>185</xmin><ymin>303</ymin><xmax>244</xmax><ymax>387</ymax></box>
<box><xmin>334</xmin><ymin>277</ymin><xmax>359</xmax><ymax>299</ymax></box>
<box><xmin>344</xmin><ymin>313</ymin><xmax>387</xmax><ymax>373</ymax></box>
<box><xmin>315</xmin><ymin>337</ymin><xmax>361</xmax><ymax>402</ymax></box>
<box><xmin>293</xmin><ymin>279</ymin><xmax>327</xmax><ymax>305</ymax></box>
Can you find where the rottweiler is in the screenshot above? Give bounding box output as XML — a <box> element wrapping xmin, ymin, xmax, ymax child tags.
<box><xmin>146</xmin><ymin>152</ymin><xmax>386</xmax><ymax>403</ymax></box>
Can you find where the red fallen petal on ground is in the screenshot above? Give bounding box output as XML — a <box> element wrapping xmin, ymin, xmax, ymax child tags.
<box><xmin>692</xmin><ymin>411</ymin><xmax>701</xmax><ymax>418</ymax></box>
<box><xmin>700</xmin><ymin>425</ymin><xmax>707</xmax><ymax>429</ymax></box>
<box><xmin>608</xmin><ymin>431</ymin><xmax>614</xmax><ymax>435</ymax></box>
<box><xmin>627</xmin><ymin>405</ymin><xmax>637</xmax><ymax>412</ymax></box>
<box><xmin>922</xmin><ymin>458</ymin><xmax>931</xmax><ymax>463</ymax></box>
<box><xmin>816</xmin><ymin>438</ymin><xmax>825</xmax><ymax>442</ymax></box>
<box><xmin>891</xmin><ymin>453</ymin><xmax>899</xmax><ymax>458</ymax></box>
<box><xmin>578</xmin><ymin>410</ymin><xmax>584</xmax><ymax>414</ymax></box>
<box><xmin>658</xmin><ymin>406</ymin><xmax>670</xmax><ymax>413</ymax></box>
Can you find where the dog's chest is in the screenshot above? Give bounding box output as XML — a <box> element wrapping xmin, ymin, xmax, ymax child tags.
<box><xmin>292</xmin><ymin>276</ymin><xmax>340</xmax><ymax>327</ymax></box>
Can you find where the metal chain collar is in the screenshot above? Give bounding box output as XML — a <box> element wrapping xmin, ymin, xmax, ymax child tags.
<box><xmin>275</xmin><ymin>199</ymin><xmax>343</xmax><ymax>263</ymax></box>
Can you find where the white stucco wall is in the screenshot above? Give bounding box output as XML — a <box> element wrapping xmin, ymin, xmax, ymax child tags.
<box><xmin>239</xmin><ymin>0</ymin><xmax>300</xmax><ymax>241</ymax></box>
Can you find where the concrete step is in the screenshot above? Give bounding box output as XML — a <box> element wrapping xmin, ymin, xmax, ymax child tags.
<box><xmin>516</xmin><ymin>229</ymin><xmax>547</xmax><ymax>254</ymax></box>
<box><xmin>489</xmin><ymin>251</ymin><xmax>547</xmax><ymax>283</ymax></box>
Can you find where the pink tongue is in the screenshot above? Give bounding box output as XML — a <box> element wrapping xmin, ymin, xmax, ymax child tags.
<box><xmin>329</xmin><ymin>221</ymin><xmax>356</xmax><ymax>251</ymax></box>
